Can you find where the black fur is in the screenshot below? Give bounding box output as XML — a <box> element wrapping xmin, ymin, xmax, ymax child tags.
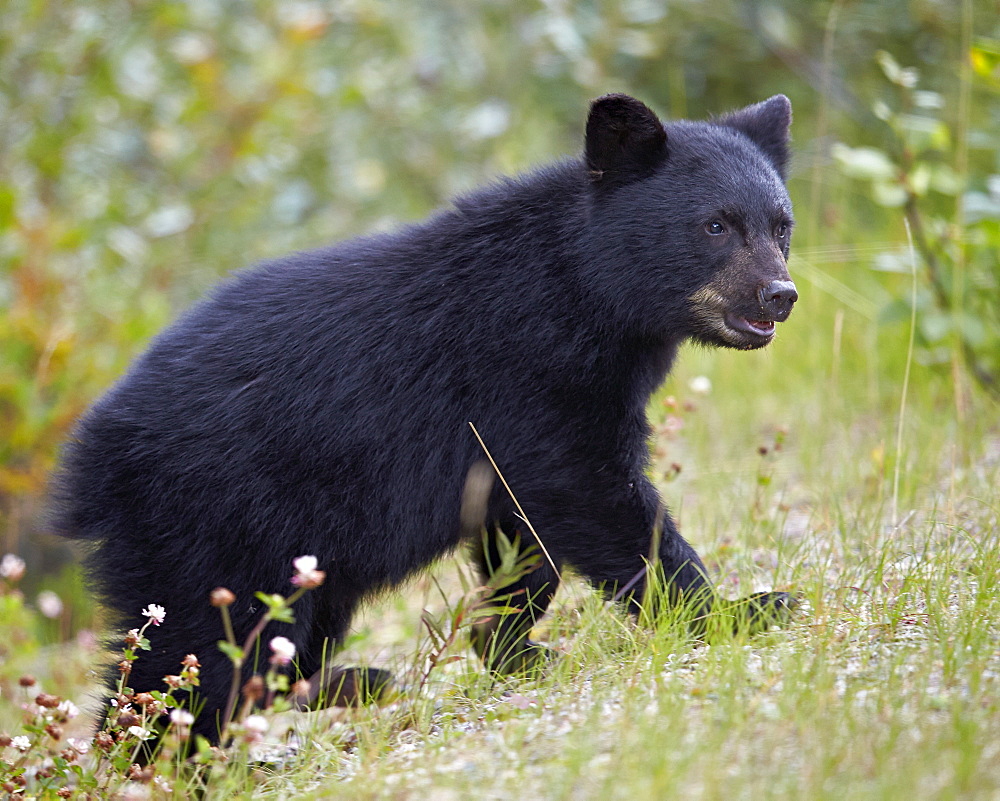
<box><xmin>54</xmin><ymin>94</ymin><xmax>797</xmax><ymax>741</ymax></box>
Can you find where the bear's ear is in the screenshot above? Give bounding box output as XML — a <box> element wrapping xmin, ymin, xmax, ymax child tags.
<box><xmin>585</xmin><ymin>94</ymin><xmax>667</xmax><ymax>188</ymax></box>
<box><xmin>715</xmin><ymin>95</ymin><xmax>792</xmax><ymax>181</ymax></box>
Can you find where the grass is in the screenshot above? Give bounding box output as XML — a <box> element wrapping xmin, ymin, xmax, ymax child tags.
<box><xmin>3</xmin><ymin>244</ymin><xmax>999</xmax><ymax>798</ymax></box>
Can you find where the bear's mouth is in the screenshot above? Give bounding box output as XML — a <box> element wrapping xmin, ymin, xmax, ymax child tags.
<box><xmin>723</xmin><ymin>313</ymin><xmax>776</xmax><ymax>340</ymax></box>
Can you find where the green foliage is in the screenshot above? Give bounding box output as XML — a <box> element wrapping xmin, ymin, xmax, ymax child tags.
<box><xmin>0</xmin><ymin>0</ymin><xmax>984</xmax><ymax>551</ymax></box>
<box><xmin>833</xmin><ymin>46</ymin><xmax>1000</xmax><ymax>397</ymax></box>
<box><xmin>1</xmin><ymin>0</ymin><xmax>1000</xmax><ymax>796</ymax></box>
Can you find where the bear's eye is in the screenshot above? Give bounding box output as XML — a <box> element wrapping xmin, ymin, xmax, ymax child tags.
<box><xmin>775</xmin><ymin>222</ymin><xmax>789</xmax><ymax>239</ymax></box>
<box><xmin>705</xmin><ymin>221</ymin><xmax>726</xmax><ymax>236</ymax></box>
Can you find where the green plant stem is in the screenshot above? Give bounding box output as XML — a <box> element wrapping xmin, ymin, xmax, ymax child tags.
<box><xmin>220</xmin><ymin>611</ymin><xmax>272</xmax><ymax>741</ymax></box>
<box><xmin>893</xmin><ymin>219</ymin><xmax>918</xmax><ymax>526</ymax></box>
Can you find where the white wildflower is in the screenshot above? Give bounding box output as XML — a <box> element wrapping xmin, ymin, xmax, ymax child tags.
<box><xmin>128</xmin><ymin>725</ymin><xmax>153</xmax><ymax>740</ymax></box>
<box><xmin>689</xmin><ymin>375</ymin><xmax>712</xmax><ymax>394</ymax></box>
<box><xmin>57</xmin><ymin>699</ymin><xmax>80</xmax><ymax>719</ymax></box>
<box><xmin>170</xmin><ymin>709</ymin><xmax>194</xmax><ymax>727</ymax></box>
<box><xmin>141</xmin><ymin>603</ymin><xmax>166</xmax><ymax>625</ymax></box>
<box><xmin>291</xmin><ymin>554</ymin><xmax>325</xmax><ymax>589</ymax></box>
<box><xmin>292</xmin><ymin>555</ymin><xmax>317</xmax><ymax>575</ymax></box>
<box><xmin>269</xmin><ymin>636</ymin><xmax>296</xmax><ymax>665</ymax></box>
<box><xmin>0</xmin><ymin>554</ymin><xmax>26</xmax><ymax>581</ymax></box>
<box><xmin>37</xmin><ymin>590</ymin><xmax>64</xmax><ymax>619</ymax></box>
<box><xmin>10</xmin><ymin>735</ymin><xmax>31</xmax><ymax>751</ymax></box>
<box><xmin>244</xmin><ymin>715</ymin><xmax>269</xmax><ymax>736</ymax></box>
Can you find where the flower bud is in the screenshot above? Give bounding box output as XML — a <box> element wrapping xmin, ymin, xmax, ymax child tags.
<box><xmin>242</xmin><ymin>675</ymin><xmax>265</xmax><ymax>703</ymax></box>
<box><xmin>210</xmin><ymin>587</ymin><xmax>236</xmax><ymax>607</ymax></box>
<box><xmin>35</xmin><ymin>693</ymin><xmax>60</xmax><ymax>709</ymax></box>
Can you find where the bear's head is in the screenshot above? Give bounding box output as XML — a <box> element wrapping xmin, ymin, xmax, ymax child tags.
<box><xmin>583</xmin><ymin>93</ymin><xmax>797</xmax><ymax>351</ymax></box>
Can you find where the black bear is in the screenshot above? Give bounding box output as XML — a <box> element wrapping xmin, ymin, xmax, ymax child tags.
<box><xmin>54</xmin><ymin>93</ymin><xmax>798</xmax><ymax>742</ymax></box>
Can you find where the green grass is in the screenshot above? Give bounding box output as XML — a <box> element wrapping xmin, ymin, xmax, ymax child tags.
<box><xmin>3</xmin><ymin>238</ymin><xmax>998</xmax><ymax>798</ymax></box>
<box><xmin>270</xmin><ymin>255</ymin><xmax>999</xmax><ymax>799</ymax></box>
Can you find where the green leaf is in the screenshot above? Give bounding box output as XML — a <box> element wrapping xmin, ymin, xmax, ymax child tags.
<box><xmin>217</xmin><ymin>640</ymin><xmax>244</xmax><ymax>664</ymax></box>
<box><xmin>420</xmin><ymin>611</ymin><xmax>447</xmax><ymax>648</ymax></box>
<box><xmin>832</xmin><ymin>144</ymin><xmax>897</xmax><ymax>182</ymax></box>
<box><xmin>876</xmin><ymin>50</ymin><xmax>919</xmax><ymax>87</ymax></box>
<box><xmin>872</xmin><ymin>181</ymin><xmax>908</xmax><ymax>207</ymax></box>
<box><xmin>930</xmin><ymin>165</ymin><xmax>963</xmax><ymax>195</ymax></box>
<box><xmin>254</xmin><ymin>592</ymin><xmax>288</xmax><ymax>612</ymax></box>
<box><xmin>920</xmin><ymin>311</ymin><xmax>952</xmax><ymax>343</ymax></box>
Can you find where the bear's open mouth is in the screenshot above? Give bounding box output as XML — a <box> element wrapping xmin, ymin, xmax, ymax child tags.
<box><xmin>724</xmin><ymin>313</ymin><xmax>776</xmax><ymax>339</ymax></box>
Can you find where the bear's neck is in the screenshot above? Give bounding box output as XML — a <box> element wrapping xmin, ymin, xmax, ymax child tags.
<box><xmin>395</xmin><ymin>160</ymin><xmax>683</xmax><ymax>412</ymax></box>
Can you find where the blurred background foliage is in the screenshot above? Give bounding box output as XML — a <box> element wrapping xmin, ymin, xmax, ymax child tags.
<box><xmin>1</xmin><ymin>0</ymin><xmax>998</xmax><ymax>630</ymax></box>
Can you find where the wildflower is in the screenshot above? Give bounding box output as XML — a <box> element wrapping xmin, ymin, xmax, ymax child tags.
<box><xmin>293</xmin><ymin>555</ymin><xmax>317</xmax><ymax>574</ymax></box>
<box><xmin>242</xmin><ymin>675</ymin><xmax>265</xmax><ymax>702</ymax></box>
<box><xmin>67</xmin><ymin>737</ymin><xmax>90</xmax><ymax>755</ymax></box>
<box><xmin>127</xmin><ymin>725</ymin><xmax>153</xmax><ymax>740</ymax></box>
<box><xmin>94</xmin><ymin>731</ymin><xmax>115</xmax><ymax>751</ymax></box>
<box><xmin>154</xmin><ymin>776</ymin><xmax>172</xmax><ymax>793</ymax></box>
<box><xmin>210</xmin><ymin>587</ymin><xmax>236</xmax><ymax>607</ymax></box>
<box><xmin>124</xmin><ymin>628</ymin><xmax>141</xmax><ymax>648</ymax></box>
<box><xmin>243</xmin><ymin>715</ymin><xmax>268</xmax><ymax>742</ymax></box>
<box><xmin>35</xmin><ymin>693</ymin><xmax>60</xmax><ymax>709</ymax></box>
<box><xmin>10</xmin><ymin>735</ymin><xmax>31</xmax><ymax>751</ymax></box>
<box><xmin>291</xmin><ymin>554</ymin><xmax>326</xmax><ymax>589</ymax></box>
<box><xmin>689</xmin><ymin>375</ymin><xmax>712</xmax><ymax>394</ymax></box>
<box><xmin>269</xmin><ymin>636</ymin><xmax>296</xmax><ymax>665</ymax></box>
<box><xmin>117</xmin><ymin>711</ymin><xmax>140</xmax><ymax>729</ymax></box>
<box><xmin>57</xmin><ymin>699</ymin><xmax>80</xmax><ymax>720</ymax></box>
<box><xmin>181</xmin><ymin>662</ymin><xmax>200</xmax><ymax>684</ymax></box>
<box><xmin>45</xmin><ymin>723</ymin><xmax>63</xmax><ymax>740</ymax></box>
<box><xmin>0</xmin><ymin>554</ymin><xmax>25</xmax><ymax>581</ymax></box>
<box><xmin>170</xmin><ymin>709</ymin><xmax>194</xmax><ymax>728</ymax></box>
<box><xmin>181</xmin><ymin>653</ymin><xmax>200</xmax><ymax>668</ymax></box>
<box><xmin>141</xmin><ymin>603</ymin><xmax>166</xmax><ymax>625</ymax></box>
<box><xmin>661</xmin><ymin>415</ymin><xmax>684</xmax><ymax>437</ymax></box>
<box><xmin>18</xmin><ymin>675</ymin><xmax>36</xmax><ymax>687</ymax></box>
<box><xmin>37</xmin><ymin>590</ymin><xmax>63</xmax><ymax>619</ymax></box>
<box><xmin>244</xmin><ymin>714</ymin><xmax>268</xmax><ymax>733</ymax></box>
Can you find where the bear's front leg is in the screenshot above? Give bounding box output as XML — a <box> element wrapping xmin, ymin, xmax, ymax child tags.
<box><xmin>565</xmin><ymin>474</ymin><xmax>795</xmax><ymax>636</ymax></box>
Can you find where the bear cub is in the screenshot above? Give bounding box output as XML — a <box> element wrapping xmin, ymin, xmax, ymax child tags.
<box><xmin>55</xmin><ymin>94</ymin><xmax>798</xmax><ymax>742</ymax></box>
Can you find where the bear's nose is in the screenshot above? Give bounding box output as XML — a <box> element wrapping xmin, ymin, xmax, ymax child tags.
<box><xmin>758</xmin><ymin>280</ymin><xmax>798</xmax><ymax>321</ymax></box>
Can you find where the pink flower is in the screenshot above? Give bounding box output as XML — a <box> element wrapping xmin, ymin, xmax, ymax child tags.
<box><xmin>269</xmin><ymin>636</ymin><xmax>296</xmax><ymax>665</ymax></box>
<box><xmin>57</xmin><ymin>700</ymin><xmax>80</xmax><ymax>719</ymax></box>
<box><xmin>37</xmin><ymin>591</ymin><xmax>63</xmax><ymax>619</ymax></box>
<box><xmin>141</xmin><ymin>604</ymin><xmax>166</xmax><ymax>625</ymax></box>
<box><xmin>243</xmin><ymin>714</ymin><xmax>268</xmax><ymax>743</ymax></box>
<box><xmin>0</xmin><ymin>554</ymin><xmax>26</xmax><ymax>582</ymax></box>
<box><xmin>170</xmin><ymin>709</ymin><xmax>194</xmax><ymax>729</ymax></box>
<box><xmin>291</xmin><ymin>555</ymin><xmax>326</xmax><ymax>589</ymax></box>
<box><xmin>244</xmin><ymin>714</ymin><xmax>268</xmax><ymax>734</ymax></box>
<box><xmin>293</xmin><ymin>555</ymin><xmax>317</xmax><ymax>575</ymax></box>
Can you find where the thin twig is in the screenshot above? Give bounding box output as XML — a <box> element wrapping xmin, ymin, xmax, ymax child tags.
<box><xmin>468</xmin><ymin>422</ymin><xmax>561</xmax><ymax>581</ymax></box>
